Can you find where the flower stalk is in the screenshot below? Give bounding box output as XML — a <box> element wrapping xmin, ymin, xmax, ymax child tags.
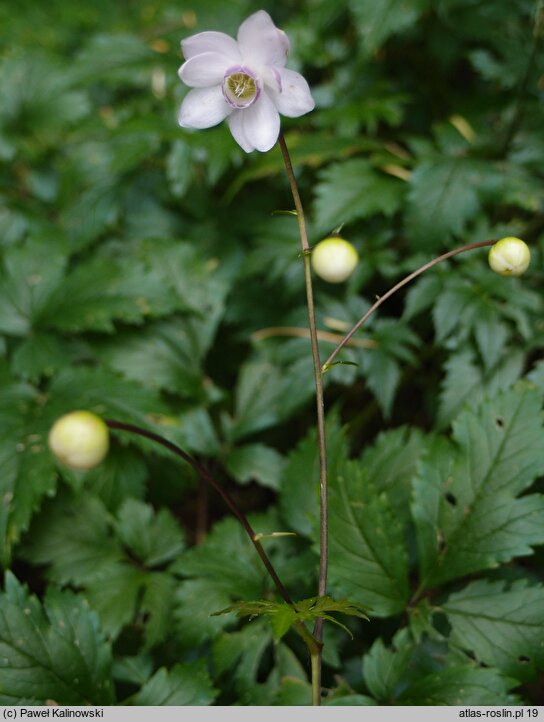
<box><xmin>323</xmin><ymin>239</ymin><xmax>498</xmax><ymax>371</ymax></box>
<box><xmin>105</xmin><ymin>419</ymin><xmax>291</xmax><ymax>602</ymax></box>
<box><xmin>104</xmin><ymin>420</ymin><xmax>321</xmax><ymax>659</ymax></box>
<box><xmin>278</xmin><ymin>132</ymin><xmax>328</xmax><ymax>703</ymax></box>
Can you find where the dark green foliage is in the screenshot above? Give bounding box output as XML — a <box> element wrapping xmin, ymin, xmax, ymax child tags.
<box><xmin>0</xmin><ymin>573</ymin><xmax>114</xmax><ymax>705</ymax></box>
<box><xmin>213</xmin><ymin>596</ymin><xmax>369</xmax><ymax>640</ymax></box>
<box><xmin>1</xmin><ymin>0</ymin><xmax>543</xmax><ymax>707</ymax></box>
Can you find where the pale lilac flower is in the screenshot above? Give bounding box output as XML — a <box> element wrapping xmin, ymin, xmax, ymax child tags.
<box><xmin>177</xmin><ymin>10</ymin><xmax>315</xmax><ymax>153</ymax></box>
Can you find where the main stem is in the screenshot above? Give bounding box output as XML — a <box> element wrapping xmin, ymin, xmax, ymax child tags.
<box><xmin>278</xmin><ymin>133</ymin><xmax>328</xmax><ymax>704</ymax></box>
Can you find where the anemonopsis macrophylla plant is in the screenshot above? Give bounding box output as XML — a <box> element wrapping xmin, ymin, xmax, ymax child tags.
<box><xmin>47</xmin><ymin>7</ymin><xmax>533</xmax><ymax>706</ymax></box>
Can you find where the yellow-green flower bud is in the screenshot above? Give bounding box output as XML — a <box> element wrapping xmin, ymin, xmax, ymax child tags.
<box><xmin>488</xmin><ymin>237</ymin><xmax>531</xmax><ymax>277</ymax></box>
<box><xmin>311</xmin><ymin>237</ymin><xmax>359</xmax><ymax>283</ymax></box>
<box><xmin>48</xmin><ymin>411</ymin><xmax>109</xmax><ymax>470</ymax></box>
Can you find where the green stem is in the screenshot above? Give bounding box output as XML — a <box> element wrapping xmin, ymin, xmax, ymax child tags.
<box><xmin>323</xmin><ymin>239</ymin><xmax>497</xmax><ymax>371</ymax></box>
<box><xmin>311</xmin><ymin>651</ymin><xmax>321</xmax><ymax>706</ymax></box>
<box><xmin>278</xmin><ymin>133</ymin><xmax>328</xmax><ymax>704</ymax></box>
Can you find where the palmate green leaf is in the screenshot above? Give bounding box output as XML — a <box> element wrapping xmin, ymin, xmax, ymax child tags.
<box><xmin>0</xmin><ymin>55</ymin><xmax>90</xmax><ymax>140</ymax></box>
<box><xmin>442</xmin><ymin>579</ymin><xmax>544</xmax><ymax>683</ymax></box>
<box><xmin>84</xmin><ymin>564</ymin><xmax>145</xmax><ymax>640</ymax></box>
<box><xmin>112</xmin><ymin>654</ymin><xmax>153</xmax><ymax>687</ymax></box>
<box><xmin>313</xmin><ymin>158</ymin><xmax>405</xmax><ymax>233</ymax></box>
<box><xmin>350</xmin><ymin>0</ymin><xmax>430</xmax><ymax>51</ymax></box>
<box><xmin>431</xmin><ymin>274</ymin><xmax>523</xmax><ymax>369</ymax></box>
<box><xmin>98</xmin><ymin>318</ymin><xmax>204</xmax><ymax>397</ymax></box>
<box><xmin>275</xmin><ymin>677</ymin><xmax>313</xmax><ymax>706</ymax></box>
<box><xmin>11</xmin><ymin>332</ymin><xmax>74</xmax><ymax>382</ymax></box>
<box><xmin>398</xmin><ymin>666</ymin><xmax>519</xmax><ymax>705</ymax></box>
<box><xmin>136</xmin><ymin>239</ymin><xmax>229</xmax><ymax>323</ymax></box>
<box><xmin>173</xmin><ymin>515</ymin><xmax>271</xmax><ymax>631</ymax></box>
<box><xmin>328</xmin><ymin>459</ymin><xmax>410</xmax><ymax>616</ymax></box>
<box><xmin>362</xmin><ymin>628</ymin><xmax>520</xmax><ymax>705</ymax></box>
<box><xmin>132</xmin><ymin>660</ymin><xmax>217</xmax><ymax>706</ymax></box>
<box><xmin>83</xmin><ymin>446</ymin><xmax>147</xmax><ymax>511</ymax></box>
<box><xmin>227</xmin><ymin>361</ymin><xmax>284</xmax><ymax>441</ymax></box>
<box><xmin>61</xmin><ymin>180</ymin><xmax>120</xmax><ymax>250</ymax></box>
<box><xmin>0</xmin><ymin>374</ymin><xmax>57</xmax><ymax>567</ymax></box>
<box><xmin>0</xmin><ymin>572</ymin><xmax>113</xmax><ymax>705</ymax></box>
<box><xmin>279</xmin><ymin>412</ymin><xmax>348</xmax><ymax>538</ymax></box>
<box><xmin>406</xmin><ymin>157</ymin><xmax>486</xmax><ymax>249</ymax></box>
<box><xmin>213</xmin><ymin>620</ymin><xmax>309</xmax><ymax>705</ymax></box>
<box><xmin>171</xmin><ymin>516</ymin><xmax>268</xmax><ymax>600</ymax></box>
<box><xmin>31</xmin><ymin>239</ymin><xmax>226</xmax><ymax>335</ymax></box>
<box><xmin>474</xmin><ymin>311</ymin><xmax>509</xmax><ymax>372</ymax></box>
<box><xmin>0</xmin><ymin>237</ymin><xmax>201</xmax><ymax>337</ymax></box>
<box><xmin>74</xmin><ymin>32</ymin><xmax>156</xmax><ymax>84</ymax></box>
<box><xmin>22</xmin><ymin>493</ymin><xmax>183</xmax><ymax>643</ymax></box>
<box><xmin>213</xmin><ymin>596</ymin><xmax>369</xmax><ymax>641</ymax></box>
<box><xmin>86</xmin><ymin>564</ymin><xmax>179</xmax><ymax>650</ymax></box>
<box><xmin>359</xmin><ymin>319</ymin><xmax>419</xmax><ymax>418</ymax></box>
<box><xmin>174</xmin><ymin>578</ymin><xmax>235</xmax><ymax>648</ymax></box>
<box><xmin>47</xmin><ymin>366</ymin><xmax>169</xmax><ymax>433</ymax></box>
<box><xmin>213</xmin><ymin>620</ymin><xmax>276</xmax><ymax>705</ymax></box>
<box><xmin>41</xmin><ymin>258</ymin><xmax>174</xmax><ymax>333</ymax></box>
<box><xmin>360</xmin><ymin>425</ymin><xmax>427</xmax><ymax>523</ymax></box>
<box><xmin>0</xmin><ymin>239</ymin><xmax>68</xmax><ymax>336</ymax></box>
<box><xmin>403</xmin><ymin>275</ymin><xmax>442</xmax><ymax>320</ymax></box>
<box><xmin>225</xmin><ymin>443</ymin><xmax>286</xmax><ymax>490</ymax></box>
<box><xmin>437</xmin><ymin>349</ymin><xmax>525</xmax><ymax>428</ymax></box>
<box><xmin>167</xmin><ymin>140</ymin><xmax>195</xmax><ymax>199</ymax></box>
<box><xmin>529</xmin><ymin>360</ymin><xmax>544</xmax><ymax>391</ymax></box>
<box><xmin>363</xmin><ymin>630</ymin><xmax>414</xmax><ymax>703</ymax></box>
<box><xmin>20</xmin><ymin>493</ymin><xmax>123</xmax><ymax>586</ymax></box>
<box><xmin>115</xmin><ymin>499</ymin><xmax>185</xmax><ymax>568</ymax></box>
<box><xmin>138</xmin><ymin>572</ymin><xmax>177</xmax><ymax>651</ymax></box>
<box><xmin>413</xmin><ymin>385</ymin><xmax>544</xmax><ymax>588</ymax></box>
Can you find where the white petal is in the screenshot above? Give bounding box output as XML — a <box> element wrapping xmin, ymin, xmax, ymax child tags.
<box><xmin>237</xmin><ymin>10</ymin><xmax>290</xmax><ymax>67</ymax></box>
<box><xmin>240</xmin><ymin>93</ymin><xmax>281</xmax><ymax>152</ymax></box>
<box><xmin>179</xmin><ymin>52</ymin><xmax>229</xmax><ymax>88</ymax></box>
<box><xmin>182</xmin><ymin>31</ymin><xmax>241</xmax><ymax>62</ymax></box>
<box><xmin>268</xmin><ymin>68</ymin><xmax>315</xmax><ymax>117</ymax></box>
<box><xmin>178</xmin><ymin>86</ymin><xmax>231</xmax><ymax>129</ymax></box>
<box><xmin>227</xmin><ymin>111</ymin><xmax>255</xmax><ymax>152</ymax></box>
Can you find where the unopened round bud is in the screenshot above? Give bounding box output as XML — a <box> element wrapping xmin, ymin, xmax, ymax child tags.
<box><xmin>488</xmin><ymin>237</ymin><xmax>530</xmax><ymax>277</ymax></box>
<box><xmin>48</xmin><ymin>411</ymin><xmax>109</xmax><ymax>470</ymax></box>
<box><xmin>311</xmin><ymin>237</ymin><xmax>359</xmax><ymax>283</ymax></box>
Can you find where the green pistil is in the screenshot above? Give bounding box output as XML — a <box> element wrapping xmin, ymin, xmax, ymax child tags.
<box><xmin>226</xmin><ymin>72</ymin><xmax>256</xmax><ymax>101</ymax></box>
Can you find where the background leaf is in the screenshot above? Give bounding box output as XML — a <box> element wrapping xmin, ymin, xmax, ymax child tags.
<box><xmin>443</xmin><ymin>579</ymin><xmax>544</xmax><ymax>683</ymax></box>
<box><xmin>413</xmin><ymin>385</ymin><xmax>544</xmax><ymax>587</ymax></box>
<box><xmin>132</xmin><ymin>661</ymin><xmax>217</xmax><ymax>706</ymax></box>
<box><xmin>0</xmin><ymin>573</ymin><xmax>114</xmax><ymax>705</ymax></box>
<box><xmin>328</xmin><ymin>459</ymin><xmax>410</xmax><ymax>615</ymax></box>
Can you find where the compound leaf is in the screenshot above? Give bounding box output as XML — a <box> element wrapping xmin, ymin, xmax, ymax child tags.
<box><xmin>0</xmin><ymin>572</ymin><xmax>113</xmax><ymax>705</ymax></box>
<box><xmin>328</xmin><ymin>459</ymin><xmax>410</xmax><ymax>616</ymax></box>
<box><xmin>413</xmin><ymin>386</ymin><xmax>544</xmax><ymax>587</ymax></box>
<box><xmin>351</xmin><ymin>0</ymin><xmax>430</xmax><ymax>52</ymax></box>
<box><xmin>443</xmin><ymin>579</ymin><xmax>544</xmax><ymax>683</ymax></box>
<box><xmin>314</xmin><ymin>159</ymin><xmax>404</xmax><ymax>232</ymax></box>
<box><xmin>132</xmin><ymin>660</ymin><xmax>217</xmax><ymax>706</ymax></box>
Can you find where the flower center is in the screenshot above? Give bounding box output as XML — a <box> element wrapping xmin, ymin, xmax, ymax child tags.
<box><xmin>223</xmin><ymin>67</ymin><xmax>260</xmax><ymax>109</ymax></box>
